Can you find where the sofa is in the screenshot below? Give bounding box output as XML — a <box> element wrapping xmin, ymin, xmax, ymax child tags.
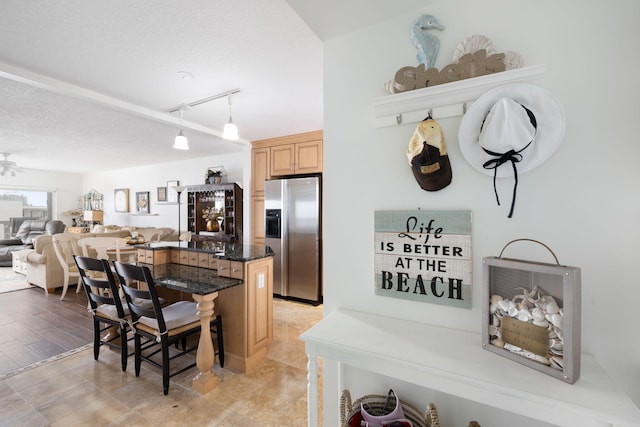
<box><xmin>0</xmin><ymin>220</ymin><xmax>66</xmax><ymax>267</ymax></box>
<box><xmin>18</xmin><ymin>225</ymin><xmax>177</xmax><ymax>293</ymax></box>
<box><xmin>90</xmin><ymin>224</ymin><xmax>178</xmax><ymax>242</ymax></box>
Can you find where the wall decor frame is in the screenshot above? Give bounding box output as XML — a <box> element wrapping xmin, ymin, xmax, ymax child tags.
<box><xmin>157</xmin><ymin>186</ymin><xmax>167</xmax><ymax>202</ymax></box>
<box><xmin>136</xmin><ymin>191</ymin><xmax>150</xmax><ymax>214</ymax></box>
<box><xmin>166</xmin><ymin>180</ymin><xmax>180</xmax><ymax>203</ymax></box>
<box><xmin>114</xmin><ymin>188</ymin><xmax>129</xmax><ymax>213</ymax></box>
<box><xmin>374</xmin><ymin>209</ymin><xmax>472</xmax><ymax>308</ymax></box>
<box><xmin>482</xmin><ymin>239</ymin><xmax>581</xmax><ymax>383</ymax></box>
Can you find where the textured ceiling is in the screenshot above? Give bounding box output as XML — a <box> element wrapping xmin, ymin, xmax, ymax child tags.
<box><xmin>0</xmin><ymin>0</ymin><xmax>323</xmax><ymax>174</ymax></box>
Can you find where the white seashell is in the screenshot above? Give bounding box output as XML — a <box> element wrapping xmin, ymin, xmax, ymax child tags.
<box><xmin>546</xmin><ymin>313</ymin><xmax>563</xmax><ymax>329</ymax></box>
<box><xmin>490</xmin><ymin>294</ymin><xmax>503</xmax><ymax>305</ymax></box>
<box><xmin>384</xmin><ymin>79</ymin><xmax>405</xmax><ymax>94</ymax></box>
<box><xmin>546</xmin><ymin>300</ymin><xmax>560</xmax><ymax>315</ymax></box>
<box><xmin>504</xmin><ymin>343</ymin><xmax>522</xmax><ymax>352</ymax></box>
<box><xmin>553</xmin><ymin>326</ymin><xmax>563</xmax><ymax>341</ymax></box>
<box><xmin>508</xmin><ymin>306</ymin><xmax>519</xmax><ymax>317</ymax></box>
<box><xmin>551</xmin><ymin>341</ymin><xmax>564</xmax><ymax>351</ymax></box>
<box><xmin>537</xmin><ymin>295</ymin><xmax>553</xmax><ymax>306</ymax></box>
<box><xmin>516</xmin><ymin>309</ymin><xmax>532</xmax><ymax>322</ymax></box>
<box><xmin>488</xmin><ymin>325</ymin><xmax>499</xmax><ymax>337</ymax></box>
<box><xmin>550</xmin><ymin>356</ymin><xmax>564</xmax><ymax>369</ymax></box>
<box><xmin>531</xmin><ymin>307</ymin><xmax>545</xmax><ymax>321</ymax></box>
<box><xmin>502</xmin><ymin>51</ymin><xmax>523</xmax><ymax>70</ymax></box>
<box><xmin>492</xmin><ymin>314</ymin><xmax>501</xmax><ymax>327</ymax></box>
<box><xmin>548</xmin><ymin>338</ymin><xmax>564</xmax><ymax>351</ymax></box>
<box><xmin>497</xmin><ymin>299</ymin><xmax>511</xmax><ymax>312</ymax></box>
<box><xmin>491</xmin><ymin>338</ymin><xmax>504</xmax><ymax>348</ymax></box>
<box><xmin>504</xmin><ymin>344</ymin><xmax>550</xmax><ymax>365</ymax></box>
<box><xmin>490</xmin><ymin>303</ymin><xmax>497</xmax><ymax>314</ymax></box>
<box><xmin>452</xmin><ymin>34</ymin><xmax>495</xmax><ymax>63</ymax></box>
<box><xmin>533</xmin><ymin>319</ymin><xmax>549</xmax><ymax>328</ymax></box>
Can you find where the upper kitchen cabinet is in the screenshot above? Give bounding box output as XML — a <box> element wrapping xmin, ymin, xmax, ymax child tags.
<box><xmin>251</xmin><ymin>147</ymin><xmax>271</xmax><ymax>196</ymax></box>
<box><xmin>253</xmin><ymin>130</ymin><xmax>323</xmax><ymax>177</ymax></box>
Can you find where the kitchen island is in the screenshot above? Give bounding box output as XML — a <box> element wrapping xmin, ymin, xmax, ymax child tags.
<box><xmin>135</xmin><ymin>241</ymin><xmax>274</xmax><ymax>378</ymax></box>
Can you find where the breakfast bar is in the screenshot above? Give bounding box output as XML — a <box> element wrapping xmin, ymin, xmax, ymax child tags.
<box><xmin>135</xmin><ymin>241</ymin><xmax>274</xmax><ymax>393</ymax></box>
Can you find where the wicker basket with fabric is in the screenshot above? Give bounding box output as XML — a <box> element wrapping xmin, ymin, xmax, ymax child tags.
<box><xmin>340</xmin><ymin>389</ymin><xmax>440</xmax><ymax>427</ymax></box>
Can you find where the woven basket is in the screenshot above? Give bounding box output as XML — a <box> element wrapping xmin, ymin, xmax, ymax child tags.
<box><xmin>340</xmin><ymin>389</ymin><xmax>440</xmax><ymax>427</ymax></box>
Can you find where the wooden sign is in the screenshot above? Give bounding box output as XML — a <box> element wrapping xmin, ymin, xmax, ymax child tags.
<box><xmin>374</xmin><ymin>210</ymin><xmax>472</xmax><ymax>308</ymax></box>
<box><xmin>393</xmin><ymin>49</ymin><xmax>506</xmax><ymax>92</ymax></box>
<box><xmin>501</xmin><ymin>316</ymin><xmax>549</xmax><ymax>357</ymax></box>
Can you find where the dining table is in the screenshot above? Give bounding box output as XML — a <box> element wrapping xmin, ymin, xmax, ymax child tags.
<box><xmin>105</xmin><ymin>244</ymin><xmax>138</xmax><ymax>263</ymax></box>
<box><xmin>139</xmin><ymin>262</ymin><xmax>243</xmax><ymax>394</ymax></box>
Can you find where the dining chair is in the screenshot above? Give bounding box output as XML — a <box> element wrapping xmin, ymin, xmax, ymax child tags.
<box><xmin>112</xmin><ymin>261</ymin><xmax>224</xmax><ymax>395</ymax></box>
<box><xmin>52</xmin><ymin>234</ymin><xmax>82</xmax><ymax>300</ymax></box>
<box><xmin>74</xmin><ymin>255</ymin><xmax>130</xmax><ymax>371</ymax></box>
<box><xmin>78</xmin><ymin>236</ymin><xmax>128</xmax><ymax>262</ymax></box>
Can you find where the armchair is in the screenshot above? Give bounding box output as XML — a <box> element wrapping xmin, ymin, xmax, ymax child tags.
<box><xmin>0</xmin><ymin>220</ymin><xmax>65</xmax><ymax>267</ymax></box>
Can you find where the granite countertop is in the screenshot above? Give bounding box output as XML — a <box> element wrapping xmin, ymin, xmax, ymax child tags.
<box><xmin>136</xmin><ymin>241</ymin><xmax>274</xmax><ymax>262</ymax></box>
<box><xmin>140</xmin><ymin>262</ymin><xmax>242</xmax><ymax>295</ymax></box>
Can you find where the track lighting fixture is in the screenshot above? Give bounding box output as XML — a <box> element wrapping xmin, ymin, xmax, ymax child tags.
<box><xmin>173</xmin><ymin>109</ymin><xmax>189</xmax><ymax>150</ymax></box>
<box><xmin>222</xmin><ymin>93</ymin><xmax>239</xmax><ymax>141</ymax></box>
<box><xmin>169</xmin><ymin>89</ymin><xmax>241</xmax><ymax>144</ymax></box>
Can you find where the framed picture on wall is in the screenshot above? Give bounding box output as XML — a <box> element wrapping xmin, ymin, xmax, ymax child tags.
<box><xmin>136</xmin><ymin>191</ymin><xmax>150</xmax><ymax>214</ymax></box>
<box><xmin>166</xmin><ymin>180</ymin><xmax>179</xmax><ymax>203</ymax></box>
<box><xmin>114</xmin><ymin>188</ymin><xmax>129</xmax><ymax>213</ymax></box>
<box><xmin>157</xmin><ymin>186</ymin><xmax>167</xmax><ymax>202</ymax></box>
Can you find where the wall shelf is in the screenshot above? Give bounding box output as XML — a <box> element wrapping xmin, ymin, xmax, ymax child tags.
<box><xmin>370</xmin><ymin>64</ymin><xmax>546</xmax><ymax>127</ymax></box>
<box><xmin>301</xmin><ymin>308</ymin><xmax>640</xmax><ymax>427</ymax></box>
<box><xmin>128</xmin><ymin>213</ymin><xmax>159</xmax><ymax>216</ymax></box>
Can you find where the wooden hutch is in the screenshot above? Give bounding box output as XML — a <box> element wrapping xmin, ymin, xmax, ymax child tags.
<box><xmin>186</xmin><ymin>183</ymin><xmax>243</xmax><ymax>242</ymax></box>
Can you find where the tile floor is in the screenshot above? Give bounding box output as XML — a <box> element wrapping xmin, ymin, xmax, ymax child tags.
<box><xmin>0</xmin><ymin>298</ymin><xmax>323</xmax><ymax>426</ymax></box>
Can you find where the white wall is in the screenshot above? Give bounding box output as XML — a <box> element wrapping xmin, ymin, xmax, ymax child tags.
<box><xmin>83</xmin><ymin>148</ymin><xmax>252</xmax><ymax>242</ymax></box>
<box><xmin>322</xmin><ymin>0</ymin><xmax>640</xmax><ymax>423</ymax></box>
<box><xmin>0</xmin><ymin>170</ymin><xmax>83</xmax><ymax>225</ymax></box>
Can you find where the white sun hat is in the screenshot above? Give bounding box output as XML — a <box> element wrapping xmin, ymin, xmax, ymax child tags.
<box><xmin>458</xmin><ymin>83</ymin><xmax>566</xmax><ymax>217</ymax></box>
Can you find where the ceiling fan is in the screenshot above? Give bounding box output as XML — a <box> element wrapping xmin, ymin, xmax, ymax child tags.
<box><xmin>0</xmin><ymin>153</ymin><xmax>26</xmax><ymax>176</ymax></box>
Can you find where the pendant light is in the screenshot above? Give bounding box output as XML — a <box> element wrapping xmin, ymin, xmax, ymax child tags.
<box><xmin>222</xmin><ymin>93</ymin><xmax>239</xmax><ymax>141</ymax></box>
<box><xmin>173</xmin><ymin>108</ymin><xmax>189</xmax><ymax>150</ymax></box>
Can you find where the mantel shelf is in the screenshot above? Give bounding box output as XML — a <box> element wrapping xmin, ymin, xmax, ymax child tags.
<box><xmin>370</xmin><ymin>64</ymin><xmax>546</xmax><ymax>127</ymax></box>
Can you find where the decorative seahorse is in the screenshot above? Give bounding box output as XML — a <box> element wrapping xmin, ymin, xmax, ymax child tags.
<box><xmin>410</xmin><ymin>15</ymin><xmax>444</xmax><ymax>68</ymax></box>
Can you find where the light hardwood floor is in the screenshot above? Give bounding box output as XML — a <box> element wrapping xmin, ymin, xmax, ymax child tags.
<box><xmin>0</xmin><ymin>280</ymin><xmax>323</xmax><ymax>426</ymax></box>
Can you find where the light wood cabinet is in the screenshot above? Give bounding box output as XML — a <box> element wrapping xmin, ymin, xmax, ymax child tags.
<box><xmin>251</xmin><ymin>147</ymin><xmax>270</xmax><ymax>196</ymax></box>
<box><xmin>251</xmin><ymin>195</ymin><xmax>265</xmax><ymax>245</ymax></box>
<box><xmin>216</xmin><ymin>256</ymin><xmax>273</xmax><ymax>373</ymax></box>
<box><xmin>246</xmin><ymin>258</ymin><xmax>272</xmax><ymax>355</ymax></box>
<box><xmin>270</xmin><ymin>138</ymin><xmax>322</xmax><ymax>176</ymax></box>
<box><xmin>137</xmin><ymin>248</ymin><xmax>170</xmax><ymax>265</ymax></box>
<box><xmin>251</xmin><ymin>130</ymin><xmax>323</xmax><ymax>244</ymax></box>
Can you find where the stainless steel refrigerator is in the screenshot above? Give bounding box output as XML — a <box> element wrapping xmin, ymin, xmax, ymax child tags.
<box><xmin>264</xmin><ymin>176</ymin><xmax>321</xmax><ymax>304</ymax></box>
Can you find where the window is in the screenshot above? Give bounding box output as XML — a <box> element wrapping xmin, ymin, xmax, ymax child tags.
<box><xmin>0</xmin><ymin>189</ymin><xmax>53</xmax><ymax>238</ymax></box>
